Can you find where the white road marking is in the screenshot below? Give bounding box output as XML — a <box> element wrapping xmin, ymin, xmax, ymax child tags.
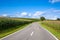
<box><xmin>0</xmin><ymin>24</ymin><xmax>32</xmax><ymax>40</ymax></box>
<box><xmin>31</xmin><ymin>32</ymin><xmax>34</xmax><ymax>36</ymax></box>
<box><xmin>39</xmin><ymin>23</ymin><xmax>59</xmax><ymax>40</ymax></box>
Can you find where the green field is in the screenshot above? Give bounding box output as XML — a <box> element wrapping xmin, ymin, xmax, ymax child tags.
<box><xmin>40</xmin><ymin>21</ymin><xmax>60</xmax><ymax>40</ymax></box>
<box><xmin>0</xmin><ymin>17</ymin><xmax>37</xmax><ymax>38</ymax></box>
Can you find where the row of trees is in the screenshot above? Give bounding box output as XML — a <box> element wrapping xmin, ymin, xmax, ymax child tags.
<box><xmin>40</xmin><ymin>16</ymin><xmax>60</xmax><ymax>21</ymax></box>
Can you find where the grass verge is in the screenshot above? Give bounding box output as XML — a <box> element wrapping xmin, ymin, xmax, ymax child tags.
<box><xmin>40</xmin><ymin>22</ymin><xmax>60</xmax><ymax>40</ymax></box>
<box><xmin>0</xmin><ymin>23</ymin><xmax>31</xmax><ymax>39</ymax></box>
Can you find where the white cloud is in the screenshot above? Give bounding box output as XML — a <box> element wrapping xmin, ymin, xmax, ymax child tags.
<box><xmin>51</xmin><ymin>16</ymin><xmax>57</xmax><ymax>20</ymax></box>
<box><xmin>14</xmin><ymin>12</ymin><xmax>20</xmax><ymax>17</ymax></box>
<box><xmin>20</xmin><ymin>12</ymin><xmax>27</xmax><ymax>16</ymax></box>
<box><xmin>4</xmin><ymin>8</ymin><xmax>59</xmax><ymax>20</ymax></box>
<box><xmin>2</xmin><ymin>14</ymin><xmax>8</xmax><ymax>17</ymax></box>
<box><xmin>30</xmin><ymin>8</ymin><xmax>59</xmax><ymax>19</ymax></box>
<box><xmin>14</xmin><ymin>12</ymin><xmax>28</xmax><ymax>17</ymax></box>
<box><xmin>53</xmin><ymin>10</ymin><xmax>60</xmax><ymax>13</ymax></box>
<box><xmin>28</xmin><ymin>13</ymin><xmax>32</xmax><ymax>16</ymax></box>
<box><xmin>32</xmin><ymin>11</ymin><xmax>44</xmax><ymax>18</ymax></box>
<box><xmin>15</xmin><ymin>11</ymin><xmax>44</xmax><ymax>18</ymax></box>
<box><xmin>46</xmin><ymin>15</ymin><xmax>57</xmax><ymax>20</ymax></box>
<box><xmin>49</xmin><ymin>0</ymin><xmax>60</xmax><ymax>3</ymax></box>
<box><xmin>42</xmin><ymin>8</ymin><xmax>60</xmax><ymax>20</ymax></box>
<box><xmin>44</xmin><ymin>8</ymin><xmax>60</xmax><ymax>14</ymax></box>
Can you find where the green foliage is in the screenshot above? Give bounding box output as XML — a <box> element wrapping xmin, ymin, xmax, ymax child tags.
<box><xmin>41</xmin><ymin>21</ymin><xmax>60</xmax><ymax>40</ymax></box>
<box><xmin>0</xmin><ymin>17</ymin><xmax>36</xmax><ymax>38</ymax></box>
<box><xmin>41</xmin><ymin>21</ymin><xmax>60</xmax><ymax>30</ymax></box>
<box><xmin>57</xmin><ymin>18</ymin><xmax>60</xmax><ymax>20</ymax></box>
<box><xmin>40</xmin><ymin>16</ymin><xmax>45</xmax><ymax>21</ymax></box>
<box><xmin>0</xmin><ymin>18</ymin><xmax>34</xmax><ymax>31</ymax></box>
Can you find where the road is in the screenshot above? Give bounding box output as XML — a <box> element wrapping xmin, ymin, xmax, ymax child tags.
<box><xmin>1</xmin><ymin>22</ymin><xmax>57</xmax><ymax>40</ymax></box>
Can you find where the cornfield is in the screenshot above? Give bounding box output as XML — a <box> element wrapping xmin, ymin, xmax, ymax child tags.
<box><xmin>0</xmin><ymin>18</ymin><xmax>34</xmax><ymax>31</ymax></box>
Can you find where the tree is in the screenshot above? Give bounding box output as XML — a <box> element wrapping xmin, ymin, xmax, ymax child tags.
<box><xmin>40</xmin><ymin>16</ymin><xmax>45</xmax><ymax>21</ymax></box>
<box><xmin>57</xmin><ymin>18</ymin><xmax>60</xmax><ymax>20</ymax></box>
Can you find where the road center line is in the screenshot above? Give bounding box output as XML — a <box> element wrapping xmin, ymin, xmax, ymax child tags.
<box><xmin>31</xmin><ymin>32</ymin><xmax>34</xmax><ymax>36</ymax></box>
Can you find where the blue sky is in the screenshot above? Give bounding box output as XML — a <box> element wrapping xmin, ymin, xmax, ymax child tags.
<box><xmin>0</xmin><ymin>0</ymin><xmax>60</xmax><ymax>20</ymax></box>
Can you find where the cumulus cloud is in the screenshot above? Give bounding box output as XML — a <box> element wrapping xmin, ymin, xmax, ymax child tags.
<box><xmin>2</xmin><ymin>8</ymin><xmax>60</xmax><ymax>20</ymax></box>
<box><xmin>46</xmin><ymin>15</ymin><xmax>57</xmax><ymax>20</ymax></box>
<box><xmin>32</xmin><ymin>11</ymin><xmax>44</xmax><ymax>18</ymax></box>
<box><xmin>44</xmin><ymin>8</ymin><xmax>60</xmax><ymax>14</ymax></box>
<box><xmin>28</xmin><ymin>13</ymin><xmax>32</xmax><ymax>16</ymax></box>
<box><xmin>49</xmin><ymin>0</ymin><xmax>60</xmax><ymax>3</ymax></box>
<box><xmin>51</xmin><ymin>16</ymin><xmax>57</xmax><ymax>20</ymax></box>
<box><xmin>33</xmin><ymin>11</ymin><xmax>44</xmax><ymax>16</ymax></box>
<box><xmin>2</xmin><ymin>14</ymin><xmax>8</xmax><ymax>17</ymax></box>
<box><xmin>20</xmin><ymin>12</ymin><xmax>27</xmax><ymax>16</ymax></box>
<box><xmin>53</xmin><ymin>9</ymin><xmax>60</xmax><ymax>13</ymax></box>
<box><xmin>15</xmin><ymin>12</ymin><xmax>28</xmax><ymax>17</ymax></box>
<box><xmin>42</xmin><ymin>8</ymin><xmax>60</xmax><ymax>20</ymax></box>
<box><xmin>15</xmin><ymin>12</ymin><xmax>20</xmax><ymax>17</ymax></box>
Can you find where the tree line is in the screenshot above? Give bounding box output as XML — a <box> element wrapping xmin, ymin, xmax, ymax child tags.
<box><xmin>40</xmin><ymin>16</ymin><xmax>60</xmax><ymax>21</ymax></box>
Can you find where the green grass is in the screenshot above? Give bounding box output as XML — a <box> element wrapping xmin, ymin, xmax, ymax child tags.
<box><xmin>0</xmin><ymin>23</ymin><xmax>30</xmax><ymax>39</ymax></box>
<box><xmin>0</xmin><ymin>17</ymin><xmax>35</xmax><ymax>39</ymax></box>
<box><xmin>0</xmin><ymin>17</ymin><xmax>38</xmax><ymax>39</ymax></box>
<box><xmin>40</xmin><ymin>21</ymin><xmax>60</xmax><ymax>40</ymax></box>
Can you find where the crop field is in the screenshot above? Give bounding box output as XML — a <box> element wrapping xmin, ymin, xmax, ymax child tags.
<box><xmin>41</xmin><ymin>20</ymin><xmax>60</xmax><ymax>40</ymax></box>
<box><xmin>0</xmin><ymin>17</ymin><xmax>36</xmax><ymax>38</ymax></box>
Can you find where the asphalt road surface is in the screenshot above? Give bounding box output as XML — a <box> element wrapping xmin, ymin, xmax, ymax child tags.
<box><xmin>1</xmin><ymin>22</ymin><xmax>57</xmax><ymax>40</ymax></box>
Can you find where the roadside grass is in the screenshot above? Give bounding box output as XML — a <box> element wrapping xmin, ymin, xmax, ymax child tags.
<box><xmin>40</xmin><ymin>21</ymin><xmax>60</xmax><ymax>40</ymax></box>
<box><xmin>0</xmin><ymin>23</ymin><xmax>30</xmax><ymax>39</ymax></box>
<box><xmin>0</xmin><ymin>17</ymin><xmax>35</xmax><ymax>39</ymax></box>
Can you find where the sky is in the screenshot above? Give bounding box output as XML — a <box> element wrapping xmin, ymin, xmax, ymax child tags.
<box><xmin>0</xmin><ymin>0</ymin><xmax>60</xmax><ymax>20</ymax></box>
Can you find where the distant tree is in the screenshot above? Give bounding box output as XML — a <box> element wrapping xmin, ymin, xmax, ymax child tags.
<box><xmin>57</xmin><ymin>18</ymin><xmax>60</xmax><ymax>20</ymax></box>
<box><xmin>40</xmin><ymin>16</ymin><xmax>45</xmax><ymax>21</ymax></box>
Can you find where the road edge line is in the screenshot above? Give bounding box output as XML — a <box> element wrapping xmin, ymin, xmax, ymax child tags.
<box><xmin>0</xmin><ymin>23</ymin><xmax>32</xmax><ymax>40</ymax></box>
<box><xmin>39</xmin><ymin>22</ymin><xmax>59</xmax><ymax>40</ymax></box>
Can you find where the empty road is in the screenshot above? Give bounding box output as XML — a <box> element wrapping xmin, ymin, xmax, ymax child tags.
<box><xmin>1</xmin><ymin>22</ymin><xmax>57</xmax><ymax>40</ymax></box>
